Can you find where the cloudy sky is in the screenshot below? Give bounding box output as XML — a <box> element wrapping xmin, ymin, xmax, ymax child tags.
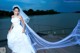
<box><xmin>0</xmin><ymin>0</ymin><xmax>80</xmax><ymax>12</ymax></box>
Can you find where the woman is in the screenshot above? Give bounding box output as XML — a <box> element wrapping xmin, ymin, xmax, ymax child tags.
<box><xmin>7</xmin><ymin>5</ymin><xmax>79</xmax><ymax>53</ymax></box>
<box><xmin>7</xmin><ymin>6</ymin><xmax>35</xmax><ymax>53</ymax></box>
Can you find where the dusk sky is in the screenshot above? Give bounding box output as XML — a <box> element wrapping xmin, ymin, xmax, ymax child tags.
<box><xmin>0</xmin><ymin>0</ymin><xmax>80</xmax><ymax>12</ymax></box>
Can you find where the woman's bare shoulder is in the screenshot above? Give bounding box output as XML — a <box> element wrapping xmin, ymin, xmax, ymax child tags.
<box><xmin>11</xmin><ymin>15</ymin><xmax>14</xmax><ymax>18</ymax></box>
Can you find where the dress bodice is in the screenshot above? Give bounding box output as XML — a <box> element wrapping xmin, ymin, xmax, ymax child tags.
<box><xmin>11</xmin><ymin>16</ymin><xmax>20</xmax><ymax>26</ymax></box>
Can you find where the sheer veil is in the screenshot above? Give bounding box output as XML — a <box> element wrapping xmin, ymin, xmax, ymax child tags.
<box><xmin>12</xmin><ymin>5</ymin><xmax>80</xmax><ymax>52</ymax></box>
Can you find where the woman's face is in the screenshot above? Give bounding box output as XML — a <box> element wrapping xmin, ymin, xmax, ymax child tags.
<box><xmin>13</xmin><ymin>8</ymin><xmax>19</xmax><ymax>15</ymax></box>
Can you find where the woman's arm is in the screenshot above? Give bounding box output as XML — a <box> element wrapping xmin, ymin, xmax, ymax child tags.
<box><xmin>10</xmin><ymin>23</ymin><xmax>13</xmax><ymax>30</ymax></box>
<box><xmin>19</xmin><ymin>16</ymin><xmax>26</xmax><ymax>33</ymax></box>
<box><xmin>8</xmin><ymin>23</ymin><xmax>13</xmax><ymax>33</ymax></box>
<box><xmin>8</xmin><ymin>16</ymin><xmax>14</xmax><ymax>33</ymax></box>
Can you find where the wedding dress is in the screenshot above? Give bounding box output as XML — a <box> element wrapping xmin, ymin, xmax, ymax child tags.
<box><xmin>7</xmin><ymin>16</ymin><xmax>35</xmax><ymax>53</ymax></box>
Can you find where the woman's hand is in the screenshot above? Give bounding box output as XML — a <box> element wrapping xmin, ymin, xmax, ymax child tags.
<box><xmin>8</xmin><ymin>29</ymin><xmax>11</xmax><ymax>33</ymax></box>
<box><xmin>22</xmin><ymin>29</ymin><xmax>25</xmax><ymax>33</ymax></box>
<box><xmin>8</xmin><ymin>23</ymin><xmax>13</xmax><ymax>33</ymax></box>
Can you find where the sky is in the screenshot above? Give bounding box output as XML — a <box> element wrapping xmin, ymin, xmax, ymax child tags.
<box><xmin>0</xmin><ymin>0</ymin><xmax>80</xmax><ymax>12</ymax></box>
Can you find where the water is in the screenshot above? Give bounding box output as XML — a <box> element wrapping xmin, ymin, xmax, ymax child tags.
<box><xmin>27</xmin><ymin>13</ymin><xmax>80</xmax><ymax>36</ymax></box>
<box><xmin>0</xmin><ymin>13</ymin><xmax>80</xmax><ymax>41</ymax></box>
<box><xmin>0</xmin><ymin>13</ymin><xmax>80</xmax><ymax>53</ymax></box>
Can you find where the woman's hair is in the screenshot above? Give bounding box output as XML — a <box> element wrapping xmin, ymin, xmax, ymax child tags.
<box><xmin>13</xmin><ymin>7</ymin><xmax>20</xmax><ymax>12</ymax></box>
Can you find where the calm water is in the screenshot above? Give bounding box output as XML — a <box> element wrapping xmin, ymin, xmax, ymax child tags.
<box><xmin>0</xmin><ymin>13</ymin><xmax>80</xmax><ymax>41</ymax></box>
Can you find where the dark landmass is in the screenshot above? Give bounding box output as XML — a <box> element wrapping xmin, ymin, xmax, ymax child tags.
<box><xmin>75</xmin><ymin>11</ymin><xmax>80</xmax><ymax>13</ymax></box>
<box><xmin>25</xmin><ymin>9</ymin><xmax>60</xmax><ymax>15</ymax></box>
<box><xmin>0</xmin><ymin>9</ymin><xmax>60</xmax><ymax>18</ymax></box>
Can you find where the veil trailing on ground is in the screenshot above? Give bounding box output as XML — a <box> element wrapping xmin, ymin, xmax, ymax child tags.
<box><xmin>13</xmin><ymin>5</ymin><xmax>80</xmax><ymax>52</ymax></box>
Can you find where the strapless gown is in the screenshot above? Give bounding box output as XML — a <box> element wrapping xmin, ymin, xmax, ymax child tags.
<box><xmin>7</xmin><ymin>17</ymin><xmax>35</xmax><ymax>53</ymax></box>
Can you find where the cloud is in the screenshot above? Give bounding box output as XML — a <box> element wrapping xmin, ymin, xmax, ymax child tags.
<box><xmin>7</xmin><ymin>0</ymin><xmax>30</xmax><ymax>3</ymax></box>
<box><xmin>40</xmin><ymin>0</ymin><xmax>46</xmax><ymax>4</ymax></box>
<box><xmin>7</xmin><ymin>0</ymin><xmax>47</xmax><ymax>4</ymax></box>
<box><xmin>0</xmin><ymin>0</ymin><xmax>80</xmax><ymax>12</ymax></box>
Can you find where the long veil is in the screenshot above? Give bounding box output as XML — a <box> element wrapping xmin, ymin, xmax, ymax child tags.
<box><xmin>13</xmin><ymin>5</ymin><xmax>80</xmax><ymax>52</ymax></box>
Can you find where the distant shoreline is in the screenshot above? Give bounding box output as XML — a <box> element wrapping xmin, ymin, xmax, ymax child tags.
<box><xmin>0</xmin><ymin>10</ymin><xmax>80</xmax><ymax>19</ymax></box>
<box><xmin>0</xmin><ymin>9</ymin><xmax>61</xmax><ymax>18</ymax></box>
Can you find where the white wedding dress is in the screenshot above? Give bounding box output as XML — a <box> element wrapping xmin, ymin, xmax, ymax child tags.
<box><xmin>7</xmin><ymin>16</ymin><xmax>35</xmax><ymax>53</ymax></box>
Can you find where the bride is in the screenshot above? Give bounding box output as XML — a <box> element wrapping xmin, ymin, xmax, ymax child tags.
<box><xmin>7</xmin><ymin>5</ymin><xmax>80</xmax><ymax>53</ymax></box>
<box><xmin>7</xmin><ymin>5</ymin><xmax>35</xmax><ymax>53</ymax></box>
